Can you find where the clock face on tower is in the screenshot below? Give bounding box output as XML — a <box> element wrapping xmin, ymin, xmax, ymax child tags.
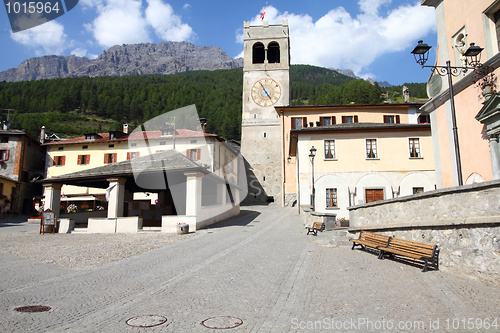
<box><xmin>251</xmin><ymin>78</ymin><xmax>281</xmax><ymax>107</ymax></box>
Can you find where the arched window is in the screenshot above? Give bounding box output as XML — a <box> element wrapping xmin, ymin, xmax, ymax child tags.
<box><xmin>267</xmin><ymin>42</ymin><xmax>280</xmax><ymax>63</ymax></box>
<box><xmin>252</xmin><ymin>42</ymin><xmax>265</xmax><ymax>64</ymax></box>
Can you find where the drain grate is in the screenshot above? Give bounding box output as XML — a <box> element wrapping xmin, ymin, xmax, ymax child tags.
<box><xmin>15</xmin><ymin>305</ymin><xmax>51</xmax><ymax>313</ymax></box>
<box><xmin>201</xmin><ymin>316</ymin><xmax>243</xmax><ymax>329</ymax></box>
<box><xmin>126</xmin><ymin>315</ymin><xmax>167</xmax><ymax>328</ymax></box>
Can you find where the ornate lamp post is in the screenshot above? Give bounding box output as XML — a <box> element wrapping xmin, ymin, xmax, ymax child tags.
<box><xmin>309</xmin><ymin>146</ymin><xmax>317</xmax><ymax>210</ymax></box>
<box><xmin>411</xmin><ymin>40</ymin><xmax>484</xmax><ymax>186</ymax></box>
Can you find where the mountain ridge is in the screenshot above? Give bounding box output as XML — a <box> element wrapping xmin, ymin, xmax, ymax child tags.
<box><xmin>0</xmin><ymin>41</ymin><xmax>244</xmax><ymax>82</ymax></box>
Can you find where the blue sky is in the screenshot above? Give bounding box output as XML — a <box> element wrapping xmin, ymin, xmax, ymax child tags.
<box><xmin>0</xmin><ymin>0</ymin><xmax>437</xmax><ymax>85</ymax></box>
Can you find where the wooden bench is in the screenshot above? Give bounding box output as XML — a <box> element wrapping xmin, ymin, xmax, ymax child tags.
<box><xmin>306</xmin><ymin>222</ymin><xmax>324</xmax><ymax>236</ymax></box>
<box><xmin>379</xmin><ymin>237</ymin><xmax>439</xmax><ymax>272</ymax></box>
<box><xmin>349</xmin><ymin>230</ymin><xmax>391</xmax><ymax>252</ymax></box>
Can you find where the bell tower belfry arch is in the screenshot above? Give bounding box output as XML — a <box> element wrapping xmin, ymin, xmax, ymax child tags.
<box><xmin>241</xmin><ymin>20</ymin><xmax>290</xmax><ymax>204</ymax></box>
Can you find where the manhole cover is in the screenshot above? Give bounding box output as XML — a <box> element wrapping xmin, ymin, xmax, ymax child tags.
<box><xmin>126</xmin><ymin>315</ymin><xmax>167</xmax><ymax>328</ymax></box>
<box><xmin>15</xmin><ymin>305</ymin><xmax>51</xmax><ymax>313</ymax></box>
<box><xmin>201</xmin><ymin>316</ymin><xmax>243</xmax><ymax>329</ymax></box>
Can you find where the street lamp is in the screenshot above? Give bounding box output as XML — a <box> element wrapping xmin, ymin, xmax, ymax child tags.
<box><xmin>411</xmin><ymin>40</ymin><xmax>484</xmax><ymax>186</ymax></box>
<box><xmin>309</xmin><ymin>146</ymin><xmax>317</xmax><ymax>210</ymax></box>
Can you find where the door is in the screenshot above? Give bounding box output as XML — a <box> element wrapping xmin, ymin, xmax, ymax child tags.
<box><xmin>365</xmin><ymin>189</ymin><xmax>384</xmax><ymax>203</ymax></box>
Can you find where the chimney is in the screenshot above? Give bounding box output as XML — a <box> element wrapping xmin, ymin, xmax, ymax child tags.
<box><xmin>123</xmin><ymin>124</ymin><xmax>129</xmax><ymax>134</ymax></box>
<box><xmin>40</xmin><ymin>126</ymin><xmax>46</xmax><ymax>144</ymax></box>
<box><xmin>199</xmin><ymin>118</ymin><xmax>207</xmax><ymax>133</ymax></box>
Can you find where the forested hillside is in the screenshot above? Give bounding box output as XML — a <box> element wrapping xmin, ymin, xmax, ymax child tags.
<box><xmin>0</xmin><ymin>65</ymin><xmax>425</xmax><ymax>141</ymax></box>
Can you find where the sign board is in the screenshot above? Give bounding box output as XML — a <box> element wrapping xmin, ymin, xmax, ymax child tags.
<box><xmin>40</xmin><ymin>209</ymin><xmax>56</xmax><ymax>234</ymax></box>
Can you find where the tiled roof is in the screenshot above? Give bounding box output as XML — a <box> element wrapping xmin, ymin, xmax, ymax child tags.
<box><xmin>40</xmin><ymin>150</ymin><xmax>206</xmax><ymax>184</ymax></box>
<box><xmin>43</xmin><ymin>129</ymin><xmax>217</xmax><ymax>146</ymax></box>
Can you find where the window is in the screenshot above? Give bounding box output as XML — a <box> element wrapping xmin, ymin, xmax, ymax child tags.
<box><xmin>413</xmin><ymin>187</ymin><xmax>424</xmax><ymax>194</ymax></box>
<box><xmin>342</xmin><ymin>115</ymin><xmax>358</xmax><ymax>123</ymax></box>
<box><xmin>383</xmin><ymin>115</ymin><xmax>400</xmax><ymax>123</ymax></box>
<box><xmin>104</xmin><ymin>153</ymin><xmax>117</xmax><ymax>164</ymax></box>
<box><xmin>54</xmin><ymin>156</ymin><xmax>65</xmax><ymax>166</ymax></box>
<box><xmin>160</xmin><ymin>142</ymin><xmax>167</xmax><ymax>146</ymax></box>
<box><xmin>418</xmin><ymin>115</ymin><xmax>430</xmax><ymax>124</ymax></box>
<box><xmin>320</xmin><ymin>116</ymin><xmax>335</xmax><ymax>126</ymax></box>
<box><xmin>267</xmin><ymin>42</ymin><xmax>280</xmax><ymax>63</ymax></box>
<box><xmin>326</xmin><ymin>188</ymin><xmax>338</xmax><ymax>208</ymax></box>
<box><xmin>77</xmin><ymin>154</ymin><xmax>90</xmax><ymax>165</ymax></box>
<box><xmin>252</xmin><ymin>42</ymin><xmax>265</xmax><ymax>64</ymax></box>
<box><xmin>109</xmin><ymin>144</ymin><xmax>114</xmax><ymax>148</ymax></box>
<box><xmin>324</xmin><ymin>140</ymin><xmax>336</xmax><ymax>159</ymax></box>
<box><xmin>366</xmin><ymin>139</ymin><xmax>378</xmax><ymax>158</ymax></box>
<box><xmin>186</xmin><ymin>149</ymin><xmax>201</xmax><ymax>161</ymax></box>
<box><xmin>82</xmin><ymin>145</ymin><xmax>88</xmax><ymax>149</ymax></box>
<box><xmin>409</xmin><ymin>138</ymin><xmax>421</xmax><ymax>158</ymax></box>
<box><xmin>58</xmin><ymin>147</ymin><xmax>64</xmax><ymax>151</ymax></box>
<box><xmin>291</xmin><ymin>117</ymin><xmax>307</xmax><ymax>129</ymax></box>
<box><xmin>0</xmin><ymin>137</ymin><xmax>8</xmax><ymax>143</ymax></box>
<box><xmin>127</xmin><ymin>152</ymin><xmax>140</xmax><ymax>160</ymax></box>
<box><xmin>0</xmin><ymin>149</ymin><xmax>9</xmax><ymax>161</ymax></box>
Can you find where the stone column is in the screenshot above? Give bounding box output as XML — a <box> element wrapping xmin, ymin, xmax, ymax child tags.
<box><xmin>184</xmin><ymin>172</ymin><xmax>203</xmax><ymax>217</ymax></box>
<box><xmin>489</xmin><ymin>136</ymin><xmax>500</xmax><ymax>180</ymax></box>
<box><xmin>107</xmin><ymin>178</ymin><xmax>126</xmax><ymax>219</ymax></box>
<box><xmin>43</xmin><ymin>183</ymin><xmax>62</xmax><ymax>217</ymax></box>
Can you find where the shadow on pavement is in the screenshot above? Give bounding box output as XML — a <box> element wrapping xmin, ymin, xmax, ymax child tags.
<box><xmin>204</xmin><ymin>210</ymin><xmax>261</xmax><ymax>230</ymax></box>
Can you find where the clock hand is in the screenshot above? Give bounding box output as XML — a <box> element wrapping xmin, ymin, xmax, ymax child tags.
<box><xmin>259</xmin><ymin>81</ymin><xmax>272</xmax><ymax>100</ymax></box>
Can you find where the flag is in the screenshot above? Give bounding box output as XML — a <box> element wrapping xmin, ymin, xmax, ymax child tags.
<box><xmin>260</xmin><ymin>6</ymin><xmax>267</xmax><ymax>20</ymax></box>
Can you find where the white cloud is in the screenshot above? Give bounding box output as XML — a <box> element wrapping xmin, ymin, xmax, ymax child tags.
<box><xmin>88</xmin><ymin>0</ymin><xmax>151</xmax><ymax>47</ymax></box>
<box><xmin>10</xmin><ymin>20</ymin><xmax>69</xmax><ymax>55</ymax></box>
<box><xmin>145</xmin><ymin>0</ymin><xmax>194</xmax><ymax>41</ymax></box>
<box><xmin>71</xmin><ymin>48</ymin><xmax>98</xmax><ymax>59</ymax></box>
<box><xmin>238</xmin><ymin>2</ymin><xmax>436</xmax><ymax>78</ymax></box>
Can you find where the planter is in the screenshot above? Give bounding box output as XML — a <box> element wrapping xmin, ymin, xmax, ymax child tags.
<box><xmin>176</xmin><ymin>223</ymin><xmax>189</xmax><ymax>234</ymax></box>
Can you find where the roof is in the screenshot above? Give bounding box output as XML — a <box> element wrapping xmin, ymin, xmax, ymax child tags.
<box><xmin>40</xmin><ymin>150</ymin><xmax>207</xmax><ymax>188</ymax></box>
<box><xmin>291</xmin><ymin>122</ymin><xmax>431</xmax><ymax>133</ymax></box>
<box><xmin>42</xmin><ymin>129</ymin><xmax>217</xmax><ymax>146</ymax></box>
<box><xmin>0</xmin><ymin>129</ymin><xmax>41</xmax><ymax>145</ymax></box>
<box><xmin>275</xmin><ymin>103</ymin><xmax>424</xmax><ymax>115</ymax></box>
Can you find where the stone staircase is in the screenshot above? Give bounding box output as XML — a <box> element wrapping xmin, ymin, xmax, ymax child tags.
<box><xmin>308</xmin><ymin>227</ymin><xmax>351</xmax><ymax>247</ymax></box>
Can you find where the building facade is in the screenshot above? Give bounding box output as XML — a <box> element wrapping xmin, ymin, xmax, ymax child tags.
<box><xmin>278</xmin><ymin>104</ymin><xmax>435</xmax><ymax>219</ymax></box>
<box><xmin>240</xmin><ymin>20</ymin><xmax>291</xmax><ymax>204</ymax></box>
<box><xmin>0</xmin><ymin>130</ymin><xmax>45</xmax><ymax>214</ymax></box>
<box><xmin>421</xmin><ymin>0</ymin><xmax>500</xmax><ymax>187</ymax></box>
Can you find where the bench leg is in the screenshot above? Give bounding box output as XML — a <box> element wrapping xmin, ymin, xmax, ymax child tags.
<box><xmin>422</xmin><ymin>259</ymin><xmax>429</xmax><ymax>272</ymax></box>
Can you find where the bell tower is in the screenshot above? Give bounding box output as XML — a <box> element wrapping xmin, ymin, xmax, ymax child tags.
<box><xmin>241</xmin><ymin>20</ymin><xmax>290</xmax><ymax>204</ymax></box>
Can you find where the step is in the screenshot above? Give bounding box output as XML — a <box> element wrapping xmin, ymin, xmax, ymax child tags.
<box><xmin>71</xmin><ymin>228</ymin><xmax>88</xmax><ymax>234</ymax></box>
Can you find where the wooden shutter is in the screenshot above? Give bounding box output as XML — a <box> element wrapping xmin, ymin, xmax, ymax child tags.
<box><xmin>86</xmin><ymin>155</ymin><xmax>90</xmax><ymax>165</ymax></box>
<box><xmin>104</xmin><ymin>154</ymin><xmax>108</xmax><ymax>163</ymax></box>
<box><xmin>61</xmin><ymin>156</ymin><xmax>66</xmax><ymax>166</ymax></box>
<box><xmin>342</xmin><ymin>116</ymin><xmax>346</xmax><ymax>123</ymax></box>
<box><xmin>4</xmin><ymin>150</ymin><xmax>9</xmax><ymax>161</ymax></box>
<box><xmin>197</xmin><ymin>149</ymin><xmax>201</xmax><ymax>160</ymax></box>
<box><xmin>186</xmin><ymin>149</ymin><xmax>190</xmax><ymax>158</ymax></box>
<box><xmin>291</xmin><ymin>118</ymin><xmax>296</xmax><ymax>130</ymax></box>
<box><xmin>77</xmin><ymin>155</ymin><xmax>82</xmax><ymax>164</ymax></box>
<box><xmin>319</xmin><ymin>117</ymin><xmax>324</xmax><ymax>125</ymax></box>
<box><xmin>331</xmin><ymin>116</ymin><xmax>336</xmax><ymax>124</ymax></box>
<box><xmin>127</xmin><ymin>152</ymin><xmax>130</xmax><ymax>160</ymax></box>
<box><xmin>396</xmin><ymin>115</ymin><xmax>400</xmax><ymax>123</ymax></box>
<box><xmin>383</xmin><ymin>115</ymin><xmax>388</xmax><ymax>123</ymax></box>
<box><xmin>302</xmin><ymin>117</ymin><xmax>307</xmax><ymax>127</ymax></box>
<box><xmin>112</xmin><ymin>153</ymin><xmax>117</xmax><ymax>163</ymax></box>
<box><xmin>354</xmin><ymin>115</ymin><xmax>359</xmax><ymax>123</ymax></box>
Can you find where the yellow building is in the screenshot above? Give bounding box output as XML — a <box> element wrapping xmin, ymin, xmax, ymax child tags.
<box><xmin>419</xmin><ymin>0</ymin><xmax>500</xmax><ymax>187</ymax></box>
<box><xmin>277</xmin><ymin>104</ymin><xmax>435</xmax><ymax>220</ymax></box>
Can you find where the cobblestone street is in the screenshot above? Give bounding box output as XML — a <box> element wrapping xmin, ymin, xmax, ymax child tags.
<box><xmin>0</xmin><ymin>205</ymin><xmax>498</xmax><ymax>332</ymax></box>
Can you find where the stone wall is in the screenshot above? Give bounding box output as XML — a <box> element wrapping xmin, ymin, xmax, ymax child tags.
<box><xmin>348</xmin><ymin>180</ymin><xmax>500</xmax><ymax>286</ymax></box>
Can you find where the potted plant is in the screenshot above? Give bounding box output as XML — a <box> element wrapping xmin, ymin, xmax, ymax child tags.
<box><xmin>475</xmin><ymin>71</ymin><xmax>497</xmax><ymax>101</ymax></box>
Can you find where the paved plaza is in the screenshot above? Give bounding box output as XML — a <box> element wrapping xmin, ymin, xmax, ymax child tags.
<box><xmin>0</xmin><ymin>205</ymin><xmax>498</xmax><ymax>332</ymax></box>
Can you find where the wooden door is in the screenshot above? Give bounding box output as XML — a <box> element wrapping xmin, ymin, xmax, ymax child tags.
<box><xmin>365</xmin><ymin>189</ymin><xmax>384</xmax><ymax>203</ymax></box>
